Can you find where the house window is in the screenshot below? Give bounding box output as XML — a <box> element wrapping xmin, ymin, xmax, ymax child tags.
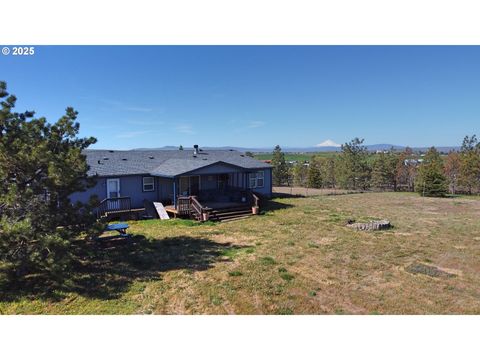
<box><xmin>248</xmin><ymin>171</ymin><xmax>265</xmax><ymax>188</ymax></box>
<box><xmin>257</xmin><ymin>171</ymin><xmax>264</xmax><ymax>187</ymax></box>
<box><xmin>143</xmin><ymin>177</ymin><xmax>155</xmax><ymax>192</ymax></box>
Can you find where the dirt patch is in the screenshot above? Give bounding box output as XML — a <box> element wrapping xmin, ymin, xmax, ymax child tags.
<box><xmin>314</xmin><ymin>237</ymin><xmax>337</xmax><ymax>245</ymax></box>
<box><xmin>405</xmin><ymin>263</ymin><xmax>457</xmax><ymax>278</ymax></box>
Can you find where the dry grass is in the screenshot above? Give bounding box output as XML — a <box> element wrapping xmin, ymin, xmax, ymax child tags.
<box><xmin>273</xmin><ymin>186</ymin><xmax>364</xmax><ymax>197</ymax></box>
<box><xmin>1</xmin><ymin>192</ymin><xmax>480</xmax><ymax>314</ymax></box>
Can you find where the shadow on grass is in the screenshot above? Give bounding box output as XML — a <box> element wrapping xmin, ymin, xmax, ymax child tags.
<box><xmin>261</xmin><ymin>198</ymin><xmax>295</xmax><ymax>213</ymax></box>
<box><xmin>272</xmin><ymin>192</ymin><xmax>305</xmax><ymax>199</ymax></box>
<box><xmin>0</xmin><ymin>235</ymin><xmax>247</xmax><ymax>302</ymax></box>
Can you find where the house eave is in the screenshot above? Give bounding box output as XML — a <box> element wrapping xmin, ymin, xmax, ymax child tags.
<box><xmin>151</xmin><ymin>161</ymin><xmax>271</xmax><ymax>178</ymax></box>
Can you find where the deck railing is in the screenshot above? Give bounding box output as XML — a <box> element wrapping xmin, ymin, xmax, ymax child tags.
<box><xmin>177</xmin><ymin>196</ymin><xmax>191</xmax><ymax>216</ymax></box>
<box><xmin>249</xmin><ymin>191</ymin><xmax>260</xmax><ymax>208</ymax></box>
<box><xmin>96</xmin><ymin>197</ymin><xmax>131</xmax><ymax>219</ymax></box>
<box><xmin>190</xmin><ymin>196</ymin><xmax>204</xmax><ymax>221</ymax></box>
<box><xmin>176</xmin><ymin>195</ymin><xmax>211</xmax><ymax>221</ymax></box>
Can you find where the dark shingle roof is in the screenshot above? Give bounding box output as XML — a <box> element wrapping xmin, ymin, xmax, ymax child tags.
<box><xmin>84</xmin><ymin>149</ymin><xmax>271</xmax><ymax>177</ymax></box>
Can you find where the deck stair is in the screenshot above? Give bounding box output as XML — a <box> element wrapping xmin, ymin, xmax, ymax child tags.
<box><xmin>208</xmin><ymin>205</ymin><xmax>253</xmax><ymax>222</ymax></box>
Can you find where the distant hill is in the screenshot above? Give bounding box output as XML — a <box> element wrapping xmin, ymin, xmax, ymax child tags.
<box><xmin>133</xmin><ymin>144</ymin><xmax>460</xmax><ymax>153</ymax></box>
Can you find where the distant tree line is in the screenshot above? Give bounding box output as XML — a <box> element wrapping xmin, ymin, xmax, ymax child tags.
<box><xmin>270</xmin><ymin>135</ymin><xmax>480</xmax><ymax>197</ymax></box>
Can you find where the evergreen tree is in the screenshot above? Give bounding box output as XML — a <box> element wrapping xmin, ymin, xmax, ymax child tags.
<box><xmin>307</xmin><ymin>158</ymin><xmax>323</xmax><ymax>188</ymax></box>
<box><xmin>444</xmin><ymin>151</ymin><xmax>461</xmax><ymax>194</ymax></box>
<box><xmin>371</xmin><ymin>150</ymin><xmax>399</xmax><ymax>191</ymax></box>
<box><xmin>336</xmin><ymin>138</ymin><xmax>371</xmax><ymax>190</ymax></box>
<box><xmin>458</xmin><ymin>135</ymin><xmax>480</xmax><ymax>194</ymax></box>
<box><xmin>385</xmin><ymin>150</ymin><xmax>399</xmax><ymax>191</ymax></box>
<box><xmin>179</xmin><ymin>145</ymin><xmax>184</xmax><ymax>150</ymax></box>
<box><xmin>271</xmin><ymin>145</ymin><xmax>288</xmax><ymax>186</ymax></box>
<box><xmin>321</xmin><ymin>157</ymin><xmax>336</xmax><ymax>188</ymax></box>
<box><xmin>415</xmin><ymin>147</ymin><xmax>447</xmax><ymax>197</ymax></box>
<box><xmin>292</xmin><ymin>162</ymin><xmax>308</xmax><ymax>187</ymax></box>
<box><xmin>371</xmin><ymin>152</ymin><xmax>390</xmax><ymax>190</ymax></box>
<box><xmin>0</xmin><ymin>81</ymin><xmax>98</xmax><ymax>281</ymax></box>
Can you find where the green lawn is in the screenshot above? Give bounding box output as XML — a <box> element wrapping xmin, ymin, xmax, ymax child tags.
<box><xmin>1</xmin><ymin>192</ymin><xmax>480</xmax><ymax>314</ymax></box>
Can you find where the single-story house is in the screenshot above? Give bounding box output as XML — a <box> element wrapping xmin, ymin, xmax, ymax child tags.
<box><xmin>71</xmin><ymin>146</ymin><xmax>272</xmax><ymax>221</ymax></box>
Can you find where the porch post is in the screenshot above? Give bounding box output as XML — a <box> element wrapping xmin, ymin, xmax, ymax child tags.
<box><xmin>173</xmin><ymin>179</ymin><xmax>176</xmax><ymax>207</ymax></box>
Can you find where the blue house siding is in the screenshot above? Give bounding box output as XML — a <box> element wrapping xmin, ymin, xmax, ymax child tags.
<box><xmin>69</xmin><ymin>178</ymin><xmax>105</xmax><ymax>204</ymax></box>
<box><xmin>245</xmin><ymin>168</ymin><xmax>272</xmax><ymax>198</ymax></box>
<box><xmin>70</xmin><ymin>163</ymin><xmax>272</xmax><ymax>208</ymax></box>
<box><xmin>120</xmin><ymin>175</ymin><xmax>158</xmax><ymax>208</ymax></box>
<box><xmin>70</xmin><ymin>175</ymin><xmax>176</xmax><ymax>208</ymax></box>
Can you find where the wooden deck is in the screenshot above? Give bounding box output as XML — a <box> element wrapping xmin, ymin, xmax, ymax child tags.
<box><xmin>165</xmin><ymin>205</ymin><xmax>178</xmax><ymax>217</ymax></box>
<box><xmin>96</xmin><ymin>192</ymin><xmax>259</xmax><ymax>222</ymax></box>
<box><xmin>165</xmin><ymin>201</ymin><xmax>249</xmax><ymax>218</ymax></box>
<box><xmin>101</xmin><ymin>208</ymin><xmax>145</xmax><ymax>221</ymax></box>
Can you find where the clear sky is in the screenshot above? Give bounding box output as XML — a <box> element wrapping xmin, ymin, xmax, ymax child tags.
<box><xmin>1</xmin><ymin>46</ymin><xmax>479</xmax><ymax>149</ymax></box>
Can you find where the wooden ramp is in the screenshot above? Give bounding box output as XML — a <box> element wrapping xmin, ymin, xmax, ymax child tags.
<box><xmin>153</xmin><ymin>202</ymin><xmax>170</xmax><ymax>220</ymax></box>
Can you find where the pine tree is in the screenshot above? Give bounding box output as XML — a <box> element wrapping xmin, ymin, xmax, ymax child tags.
<box><xmin>0</xmin><ymin>81</ymin><xmax>98</xmax><ymax>281</ymax></box>
<box><xmin>179</xmin><ymin>145</ymin><xmax>184</xmax><ymax>150</ymax></box>
<box><xmin>371</xmin><ymin>151</ymin><xmax>399</xmax><ymax>191</ymax></box>
<box><xmin>292</xmin><ymin>162</ymin><xmax>308</xmax><ymax>187</ymax></box>
<box><xmin>444</xmin><ymin>151</ymin><xmax>461</xmax><ymax>194</ymax></box>
<box><xmin>336</xmin><ymin>138</ymin><xmax>371</xmax><ymax>190</ymax></box>
<box><xmin>415</xmin><ymin>147</ymin><xmax>447</xmax><ymax>197</ymax></box>
<box><xmin>307</xmin><ymin>158</ymin><xmax>323</xmax><ymax>188</ymax></box>
<box><xmin>321</xmin><ymin>157</ymin><xmax>336</xmax><ymax>188</ymax></box>
<box><xmin>458</xmin><ymin>135</ymin><xmax>480</xmax><ymax>194</ymax></box>
<box><xmin>385</xmin><ymin>150</ymin><xmax>399</xmax><ymax>191</ymax></box>
<box><xmin>371</xmin><ymin>152</ymin><xmax>389</xmax><ymax>190</ymax></box>
<box><xmin>271</xmin><ymin>145</ymin><xmax>288</xmax><ymax>186</ymax></box>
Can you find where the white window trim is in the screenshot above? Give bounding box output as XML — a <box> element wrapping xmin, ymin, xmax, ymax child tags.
<box><xmin>257</xmin><ymin>170</ymin><xmax>264</xmax><ymax>188</ymax></box>
<box><xmin>248</xmin><ymin>170</ymin><xmax>265</xmax><ymax>189</ymax></box>
<box><xmin>106</xmin><ymin>178</ymin><xmax>121</xmax><ymax>198</ymax></box>
<box><xmin>143</xmin><ymin>176</ymin><xmax>155</xmax><ymax>192</ymax></box>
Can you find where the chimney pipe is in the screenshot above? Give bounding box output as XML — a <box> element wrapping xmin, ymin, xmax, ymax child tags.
<box><xmin>193</xmin><ymin>144</ymin><xmax>199</xmax><ymax>155</ymax></box>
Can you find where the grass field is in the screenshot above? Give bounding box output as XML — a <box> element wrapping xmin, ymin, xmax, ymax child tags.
<box><xmin>1</xmin><ymin>191</ymin><xmax>480</xmax><ymax>314</ymax></box>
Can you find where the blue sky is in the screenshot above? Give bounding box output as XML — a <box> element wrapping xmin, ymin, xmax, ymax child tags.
<box><xmin>1</xmin><ymin>46</ymin><xmax>480</xmax><ymax>149</ymax></box>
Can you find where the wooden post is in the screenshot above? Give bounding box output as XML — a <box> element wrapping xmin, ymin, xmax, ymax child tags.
<box><xmin>173</xmin><ymin>180</ymin><xmax>176</xmax><ymax>207</ymax></box>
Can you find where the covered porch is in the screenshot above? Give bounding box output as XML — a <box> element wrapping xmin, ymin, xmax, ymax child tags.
<box><xmin>173</xmin><ymin>171</ymin><xmax>251</xmax><ymax>199</ymax></box>
<box><xmin>164</xmin><ymin>171</ymin><xmax>261</xmax><ymax>221</ymax></box>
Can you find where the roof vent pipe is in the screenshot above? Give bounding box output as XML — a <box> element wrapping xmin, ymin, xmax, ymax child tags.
<box><xmin>193</xmin><ymin>144</ymin><xmax>199</xmax><ymax>155</ymax></box>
